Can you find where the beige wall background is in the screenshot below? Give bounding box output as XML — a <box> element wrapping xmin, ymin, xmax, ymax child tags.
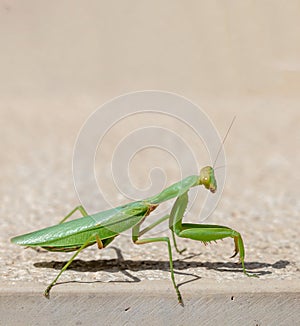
<box><xmin>1</xmin><ymin>1</ymin><xmax>300</xmax><ymax>102</ymax></box>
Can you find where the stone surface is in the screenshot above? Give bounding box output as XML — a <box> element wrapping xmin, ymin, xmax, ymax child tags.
<box><xmin>1</xmin><ymin>281</ymin><xmax>299</xmax><ymax>326</ymax></box>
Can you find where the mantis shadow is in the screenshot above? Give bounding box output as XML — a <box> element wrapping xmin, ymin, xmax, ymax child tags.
<box><xmin>34</xmin><ymin>247</ymin><xmax>288</xmax><ymax>287</ymax></box>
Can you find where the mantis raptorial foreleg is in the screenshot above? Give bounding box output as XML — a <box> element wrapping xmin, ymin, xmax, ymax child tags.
<box><xmin>170</xmin><ymin>226</ymin><xmax>187</xmax><ymax>254</ymax></box>
<box><xmin>169</xmin><ymin>192</ymin><xmax>257</xmax><ymax>277</ymax></box>
<box><xmin>59</xmin><ymin>205</ymin><xmax>88</xmax><ymax>224</ymax></box>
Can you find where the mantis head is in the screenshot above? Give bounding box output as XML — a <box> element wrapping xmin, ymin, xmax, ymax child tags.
<box><xmin>199</xmin><ymin>166</ymin><xmax>217</xmax><ymax>193</ymax></box>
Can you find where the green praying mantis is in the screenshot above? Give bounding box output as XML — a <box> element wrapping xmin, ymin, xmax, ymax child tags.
<box><xmin>11</xmin><ymin>164</ymin><xmax>257</xmax><ymax>304</ymax></box>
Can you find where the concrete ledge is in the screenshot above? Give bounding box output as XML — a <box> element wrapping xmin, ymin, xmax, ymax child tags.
<box><xmin>1</xmin><ymin>280</ymin><xmax>299</xmax><ymax>325</ymax></box>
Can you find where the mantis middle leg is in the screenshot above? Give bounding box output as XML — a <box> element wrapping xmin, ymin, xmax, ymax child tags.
<box><xmin>131</xmin><ymin>221</ymin><xmax>183</xmax><ymax>305</ymax></box>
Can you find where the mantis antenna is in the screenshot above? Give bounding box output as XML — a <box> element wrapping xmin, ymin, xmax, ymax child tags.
<box><xmin>212</xmin><ymin>116</ymin><xmax>236</xmax><ymax>169</ymax></box>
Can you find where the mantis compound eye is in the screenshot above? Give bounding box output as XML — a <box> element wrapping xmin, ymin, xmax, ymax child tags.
<box><xmin>199</xmin><ymin>166</ymin><xmax>217</xmax><ymax>193</ymax></box>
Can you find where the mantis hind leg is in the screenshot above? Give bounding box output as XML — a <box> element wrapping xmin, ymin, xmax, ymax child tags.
<box><xmin>59</xmin><ymin>205</ymin><xmax>88</xmax><ymax>224</ymax></box>
<box><xmin>170</xmin><ymin>192</ymin><xmax>257</xmax><ymax>277</ymax></box>
<box><xmin>44</xmin><ymin>234</ymin><xmax>117</xmax><ymax>298</ymax></box>
<box><xmin>44</xmin><ymin>233</ymin><xmax>96</xmax><ymax>298</ymax></box>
